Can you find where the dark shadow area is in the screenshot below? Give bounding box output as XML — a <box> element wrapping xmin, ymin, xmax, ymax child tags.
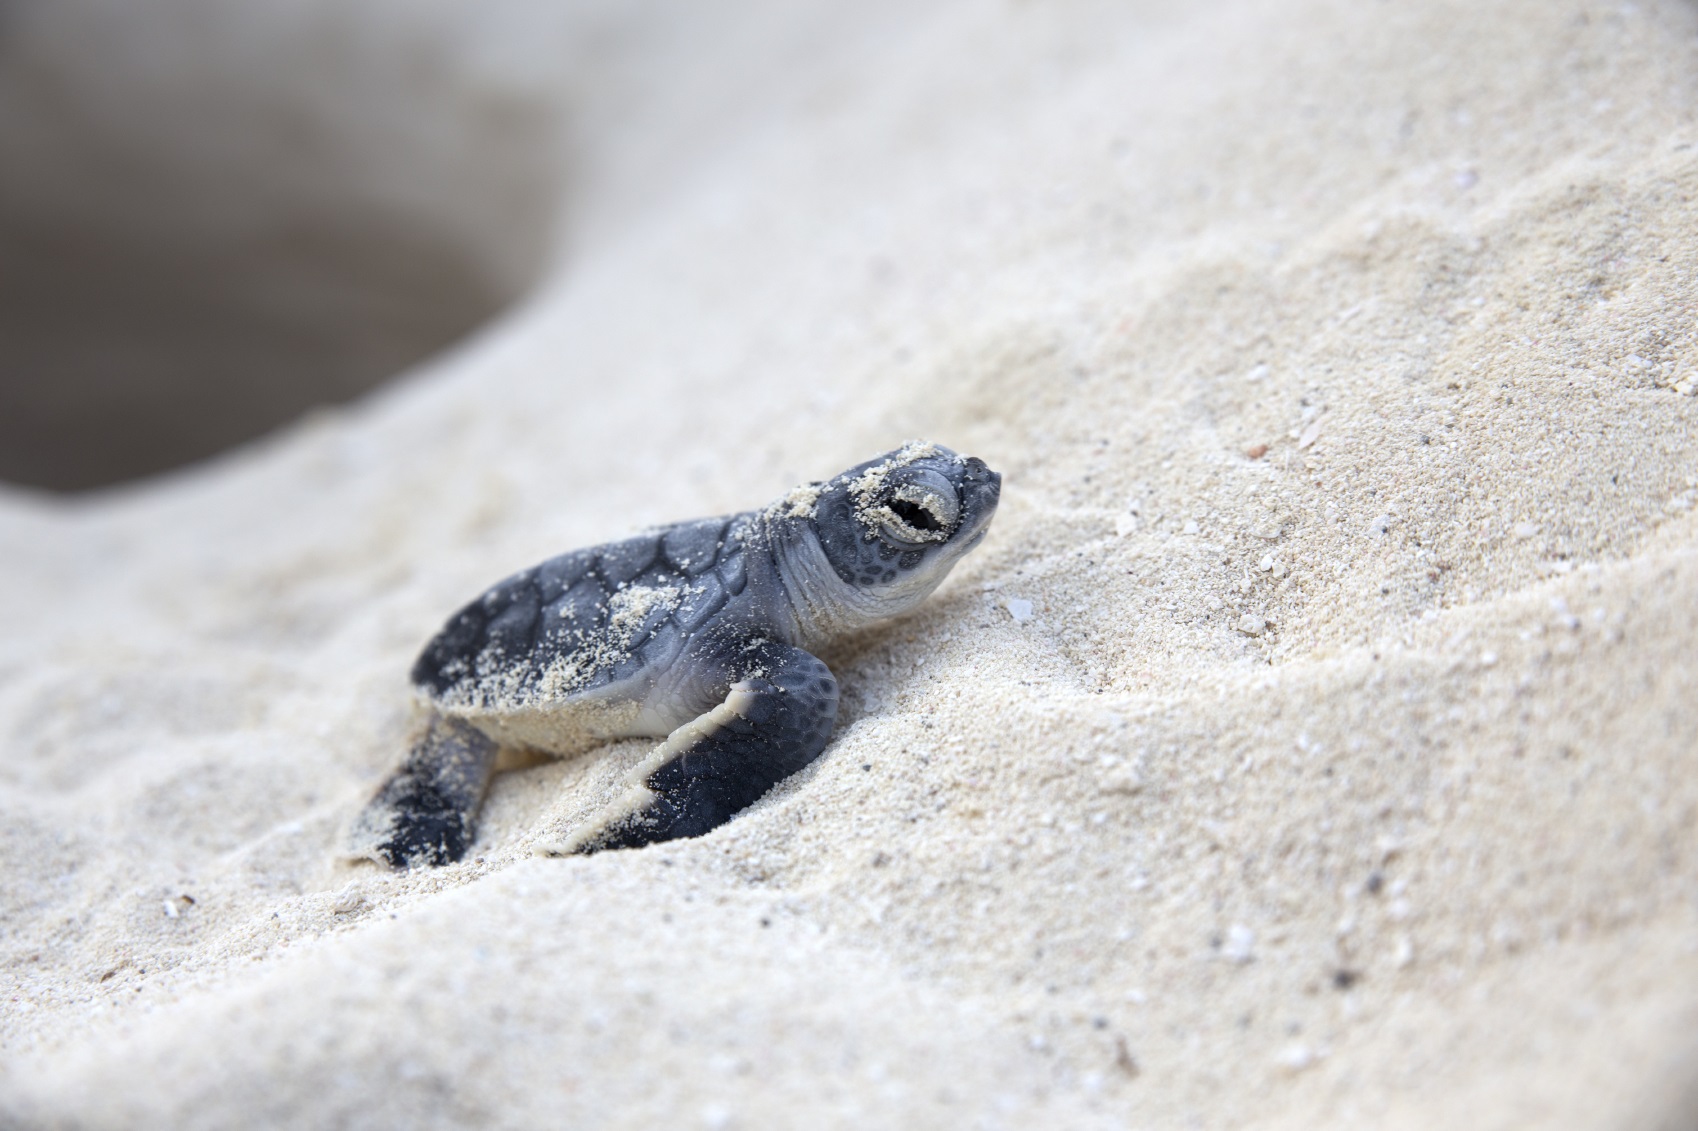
<box><xmin>0</xmin><ymin>210</ymin><xmax>512</xmax><ymax>492</ymax></box>
<box><xmin>0</xmin><ymin>0</ymin><xmax>564</xmax><ymax>492</ymax></box>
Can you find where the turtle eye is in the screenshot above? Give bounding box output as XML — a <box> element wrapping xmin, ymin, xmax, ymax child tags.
<box><xmin>877</xmin><ymin>475</ymin><xmax>959</xmax><ymax>544</ymax></box>
<box><xmin>890</xmin><ymin>496</ymin><xmax>944</xmax><ymax>533</ymax></box>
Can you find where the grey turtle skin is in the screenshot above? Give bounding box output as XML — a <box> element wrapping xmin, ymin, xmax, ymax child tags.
<box><xmin>350</xmin><ymin>443</ymin><xmax>1001</xmax><ymax>868</ymax></box>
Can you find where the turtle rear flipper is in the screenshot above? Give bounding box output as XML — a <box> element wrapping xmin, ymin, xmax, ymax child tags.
<box><xmin>554</xmin><ymin>645</ymin><xmax>839</xmax><ymax>854</ymax></box>
<box><xmin>348</xmin><ymin>714</ymin><xmax>499</xmax><ymax>868</ymax></box>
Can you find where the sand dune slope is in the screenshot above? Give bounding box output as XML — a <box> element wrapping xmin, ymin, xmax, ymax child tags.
<box><xmin>3</xmin><ymin>1</ymin><xmax>1698</xmax><ymax>1127</ymax></box>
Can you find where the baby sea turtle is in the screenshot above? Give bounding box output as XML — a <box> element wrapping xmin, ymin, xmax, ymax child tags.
<box><xmin>350</xmin><ymin>442</ymin><xmax>1001</xmax><ymax>867</ymax></box>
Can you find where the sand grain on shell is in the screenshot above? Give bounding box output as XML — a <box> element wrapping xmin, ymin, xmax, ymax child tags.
<box><xmin>4</xmin><ymin>1</ymin><xmax>1698</xmax><ymax>1128</ymax></box>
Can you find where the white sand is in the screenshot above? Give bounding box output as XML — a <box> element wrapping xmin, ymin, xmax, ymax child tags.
<box><xmin>4</xmin><ymin>1</ymin><xmax>1698</xmax><ymax>1127</ymax></box>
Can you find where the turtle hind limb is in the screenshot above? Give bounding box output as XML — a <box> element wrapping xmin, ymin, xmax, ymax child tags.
<box><xmin>349</xmin><ymin>715</ymin><xmax>498</xmax><ymax>868</ymax></box>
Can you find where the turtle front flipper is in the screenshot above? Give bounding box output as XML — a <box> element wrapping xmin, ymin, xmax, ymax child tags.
<box><xmin>348</xmin><ymin>713</ymin><xmax>499</xmax><ymax>869</ymax></box>
<box><xmin>556</xmin><ymin>645</ymin><xmax>839</xmax><ymax>855</ymax></box>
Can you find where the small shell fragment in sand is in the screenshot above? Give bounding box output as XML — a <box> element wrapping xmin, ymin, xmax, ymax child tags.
<box><xmin>1221</xmin><ymin>923</ymin><xmax>1255</xmax><ymax>964</ymax></box>
<box><xmin>1236</xmin><ymin>614</ymin><xmax>1266</xmax><ymax>636</ymax></box>
<box><xmin>1004</xmin><ymin>598</ymin><xmax>1034</xmax><ymax>622</ymax></box>
<box><xmin>1513</xmin><ymin>521</ymin><xmax>1542</xmax><ymax>539</ymax></box>
<box><xmin>1246</xmin><ymin>443</ymin><xmax>1268</xmax><ymax>460</ymax></box>
<box><xmin>1278</xmin><ymin>1044</ymin><xmax>1320</xmax><ymax>1073</ymax></box>
<box><xmin>1392</xmin><ymin>937</ymin><xmax>1415</xmax><ymax>968</ymax></box>
<box><xmin>1097</xmin><ymin>763</ymin><xmax>1145</xmax><ymax>795</ymax></box>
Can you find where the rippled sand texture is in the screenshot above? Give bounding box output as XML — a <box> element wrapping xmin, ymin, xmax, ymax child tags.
<box><xmin>3</xmin><ymin>1</ymin><xmax>1697</xmax><ymax>1128</ymax></box>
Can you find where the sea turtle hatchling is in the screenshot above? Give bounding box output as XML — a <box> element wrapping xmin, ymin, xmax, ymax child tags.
<box><xmin>349</xmin><ymin>442</ymin><xmax>1001</xmax><ymax>867</ymax></box>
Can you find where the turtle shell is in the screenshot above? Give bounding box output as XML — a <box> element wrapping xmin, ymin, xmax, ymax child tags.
<box><xmin>411</xmin><ymin>515</ymin><xmax>749</xmax><ymax>714</ymax></box>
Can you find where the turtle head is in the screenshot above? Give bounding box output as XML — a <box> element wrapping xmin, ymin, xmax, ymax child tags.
<box><xmin>783</xmin><ymin>442</ymin><xmax>1000</xmax><ymax>628</ymax></box>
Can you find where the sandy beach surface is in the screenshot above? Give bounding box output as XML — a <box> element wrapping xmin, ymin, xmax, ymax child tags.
<box><xmin>3</xmin><ymin>1</ymin><xmax>1698</xmax><ymax>1127</ymax></box>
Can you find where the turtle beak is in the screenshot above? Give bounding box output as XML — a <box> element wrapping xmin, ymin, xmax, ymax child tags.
<box><xmin>956</xmin><ymin>457</ymin><xmax>1001</xmax><ymax>538</ymax></box>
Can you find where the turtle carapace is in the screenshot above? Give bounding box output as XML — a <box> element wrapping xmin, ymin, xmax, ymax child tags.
<box><xmin>349</xmin><ymin>443</ymin><xmax>1001</xmax><ymax>867</ymax></box>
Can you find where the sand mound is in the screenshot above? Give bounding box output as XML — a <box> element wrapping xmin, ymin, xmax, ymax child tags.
<box><xmin>3</xmin><ymin>1</ymin><xmax>1697</xmax><ymax>1127</ymax></box>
